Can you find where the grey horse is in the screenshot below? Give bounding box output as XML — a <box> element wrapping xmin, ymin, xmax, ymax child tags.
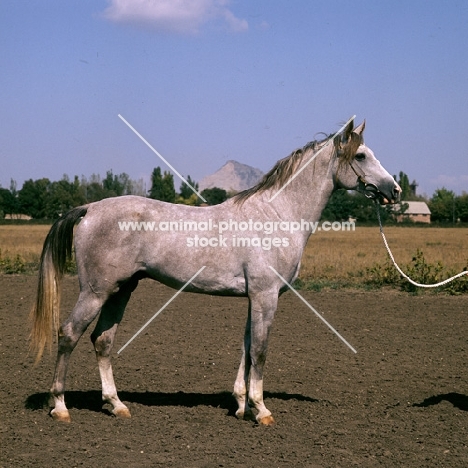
<box><xmin>30</xmin><ymin>119</ymin><xmax>400</xmax><ymax>424</ymax></box>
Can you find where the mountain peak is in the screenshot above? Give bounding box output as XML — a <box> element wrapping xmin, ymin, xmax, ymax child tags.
<box><xmin>199</xmin><ymin>160</ymin><xmax>264</xmax><ymax>193</ymax></box>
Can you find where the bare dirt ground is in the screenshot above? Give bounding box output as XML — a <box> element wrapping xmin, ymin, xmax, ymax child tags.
<box><xmin>1</xmin><ymin>275</ymin><xmax>468</xmax><ymax>467</ymax></box>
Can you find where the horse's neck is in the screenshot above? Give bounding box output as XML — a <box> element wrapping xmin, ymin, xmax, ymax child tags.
<box><xmin>271</xmin><ymin>149</ymin><xmax>336</xmax><ymax>222</ymax></box>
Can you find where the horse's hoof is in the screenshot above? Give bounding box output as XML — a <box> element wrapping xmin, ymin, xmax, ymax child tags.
<box><xmin>258</xmin><ymin>415</ymin><xmax>275</xmax><ymax>426</ymax></box>
<box><xmin>235</xmin><ymin>410</ymin><xmax>244</xmax><ymax>419</ymax></box>
<box><xmin>236</xmin><ymin>407</ymin><xmax>255</xmax><ymax>420</ymax></box>
<box><xmin>50</xmin><ymin>410</ymin><xmax>71</xmax><ymax>423</ymax></box>
<box><xmin>112</xmin><ymin>407</ymin><xmax>131</xmax><ymax>418</ymax></box>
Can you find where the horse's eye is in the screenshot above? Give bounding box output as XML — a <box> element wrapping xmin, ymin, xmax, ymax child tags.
<box><xmin>355</xmin><ymin>153</ymin><xmax>366</xmax><ymax>161</ymax></box>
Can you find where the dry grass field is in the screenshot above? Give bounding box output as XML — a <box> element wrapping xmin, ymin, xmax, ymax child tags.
<box><xmin>301</xmin><ymin>226</ymin><xmax>468</xmax><ymax>285</ymax></box>
<box><xmin>0</xmin><ymin>225</ymin><xmax>51</xmax><ymax>264</ymax></box>
<box><xmin>0</xmin><ymin>224</ymin><xmax>467</xmax><ymax>288</ymax></box>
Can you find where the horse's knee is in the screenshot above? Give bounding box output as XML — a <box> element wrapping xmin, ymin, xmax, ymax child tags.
<box><xmin>56</xmin><ymin>325</ymin><xmax>79</xmax><ymax>353</ymax></box>
<box><xmin>250</xmin><ymin>347</ymin><xmax>268</xmax><ymax>371</ymax></box>
<box><xmin>91</xmin><ymin>331</ymin><xmax>113</xmax><ymax>355</ymax></box>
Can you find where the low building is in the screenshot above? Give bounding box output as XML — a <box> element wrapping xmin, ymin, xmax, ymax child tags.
<box><xmin>4</xmin><ymin>213</ymin><xmax>32</xmax><ymax>220</ymax></box>
<box><xmin>393</xmin><ymin>201</ymin><xmax>431</xmax><ymax>224</ymax></box>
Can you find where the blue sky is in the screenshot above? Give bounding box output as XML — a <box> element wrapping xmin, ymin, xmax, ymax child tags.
<box><xmin>1</xmin><ymin>0</ymin><xmax>467</xmax><ymax>197</ymax></box>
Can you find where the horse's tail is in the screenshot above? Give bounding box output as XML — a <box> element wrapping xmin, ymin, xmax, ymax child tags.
<box><xmin>29</xmin><ymin>205</ymin><xmax>89</xmax><ymax>363</ymax></box>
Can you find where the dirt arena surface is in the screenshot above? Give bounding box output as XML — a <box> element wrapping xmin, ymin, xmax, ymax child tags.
<box><xmin>1</xmin><ymin>275</ymin><xmax>468</xmax><ymax>467</ymax></box>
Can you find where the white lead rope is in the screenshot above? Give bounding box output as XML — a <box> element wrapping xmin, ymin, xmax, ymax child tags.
<box><xmin>375</xmin><ymin>205</ymin><xmax>468</xmax><ymax>288</ymax></box>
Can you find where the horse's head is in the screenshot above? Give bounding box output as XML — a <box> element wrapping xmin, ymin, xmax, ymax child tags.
<box><xmin>333</xmin><ymin>120</ymin><xmax>401</xmax><ymax>205</ymax></box>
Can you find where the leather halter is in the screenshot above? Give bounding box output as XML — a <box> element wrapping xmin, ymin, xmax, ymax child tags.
<box><xmin>348</xmin><ymin>160</ymin><xmax>381</xmax><ymax>200</ymax></box>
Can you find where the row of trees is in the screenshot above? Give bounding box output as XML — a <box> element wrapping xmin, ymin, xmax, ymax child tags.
<box><xmin>147</xmin><ymin>168</ymin><xmax>228</xmax><ymax>205</ymax></box>
<box><xmin>0</xmin><ymin>172</ymin><xmax>146</xmax><ymax>219</ymax></box>
<box><xmin>0</xmin><ymin>169</ymin><xmax>228</xmax><ymax>219</ymax></box>
<box><xmin>0</xmin><ymin>169</ymin><xmax>466</xmax><ymax>223</ymax></box>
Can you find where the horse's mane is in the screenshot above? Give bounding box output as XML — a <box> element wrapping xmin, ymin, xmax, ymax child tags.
<box><xmin>233</xmin><ymin>134</ymin><xmax>333</xmax><ymax>204</ymax></box>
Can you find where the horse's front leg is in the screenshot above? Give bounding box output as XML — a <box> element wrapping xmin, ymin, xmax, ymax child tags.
<box><xmin>233</xmin><ymin>308</ymin><xmax>255</xmax><ymax>421</ymax></box>
<box><xmin>240</xmin><ymin>290</ymin><xmax>278</xmax><ymax>425</ymax></box>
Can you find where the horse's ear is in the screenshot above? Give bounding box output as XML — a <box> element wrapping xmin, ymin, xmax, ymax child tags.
<box><xmin>353</xmin><ymin>120</ymin><xmax>365</xmax><ymax>137</ymax></box>
<box><xmin>335</xmin><ymin>118</ymin><xmax>355</xmax><ymax>151</ymax></box>
<box><xmin>337</xmin><ymin>119</ymin><xmax>363</xmax><ymax>162</ymax></box>
<box><xmin>335</xmin><ymin>118</ymin><xmax>363</xmax><ymax>154</ymax></box>
<box><xmin>342</xmin><ymin>119</ymin><xmax>354</xmax><ymax>142</ymax></box>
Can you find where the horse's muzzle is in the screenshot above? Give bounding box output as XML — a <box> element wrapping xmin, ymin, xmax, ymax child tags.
<box><xmin>361</xmin><ymin>181</ymin><xmax>401</xmax><ymax>205</ymax></box>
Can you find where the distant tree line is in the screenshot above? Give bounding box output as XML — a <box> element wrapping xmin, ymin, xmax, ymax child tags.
<box><xmin>147</xmin><ymin>168</ymin><xmax>228</xmax><ymax>206</ymax></box>
<box><xmin>0</xmin><ymin>171</ymin><xmax>147</xmax><ymax>219</ymax></box>
<box><xmin>0</xmin><ymin>168</ymin><xmax>228</xmax><ymax>219</ymax></box>
<box><xmin>0</xmin><ymin>169</ymin><xmax>466</xmax><ymax>223</ymax></box>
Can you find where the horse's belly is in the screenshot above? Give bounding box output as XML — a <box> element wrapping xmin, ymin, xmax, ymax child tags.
<box><xmin>146</xmin><ymin>268</ymin><xmax>247</xmax><ymax>297</ymax></box>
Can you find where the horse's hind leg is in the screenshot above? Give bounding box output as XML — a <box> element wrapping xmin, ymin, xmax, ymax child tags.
<box><xmin>50</xmin><ymin>291</ymin><xmax>105</xmax><ymax>422</ymax></box>
<box><xmin>90</xmin><ymin>278</ymin><xmax>138</xmax><ymax>418</ymax></box>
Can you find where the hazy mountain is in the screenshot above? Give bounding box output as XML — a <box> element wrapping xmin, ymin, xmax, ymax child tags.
<box><xmin>199</xmin><ymin>160</ymin><xmax>264</xmax><ymax>193</ymax></box>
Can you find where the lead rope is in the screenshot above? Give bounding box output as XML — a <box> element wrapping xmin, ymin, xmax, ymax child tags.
<box><xmin>375</xmin><ymin>204</ymin><xmax>468</xmax><ymax>288</ymax></box>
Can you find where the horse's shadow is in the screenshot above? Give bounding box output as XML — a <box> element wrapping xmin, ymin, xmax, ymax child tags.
<box><xmin>413</xmin><ymin>392</ymin><xmax>468</xmax><ymax>411</ymax></box>
<box><xmin>25</xmin><ymin>390</ymin><xmax>319</xmax><ymax>417</ymax></box>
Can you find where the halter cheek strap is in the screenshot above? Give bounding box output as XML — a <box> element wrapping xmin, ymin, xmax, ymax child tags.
<box><xmin>348</xmin><ymin>161</ymin><xmax>380</xmax><ymax>200</ymax></box>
